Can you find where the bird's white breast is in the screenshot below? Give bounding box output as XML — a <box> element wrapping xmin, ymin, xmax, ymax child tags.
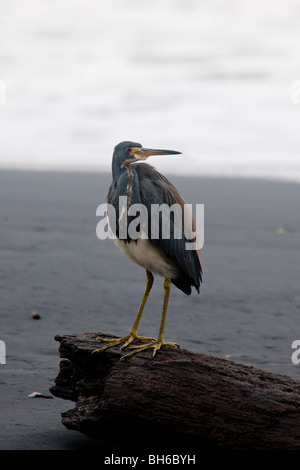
<box><xmin>114</xmin><ymin>237</ymin><xmax>179</xmax><ymax>279</ymax></box>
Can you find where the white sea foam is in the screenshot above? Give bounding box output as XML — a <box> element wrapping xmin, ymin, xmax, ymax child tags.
<box><xmin>0</xmin><ymin>0</ymin><xmax>299</xmax><ymax>182</ymax></box>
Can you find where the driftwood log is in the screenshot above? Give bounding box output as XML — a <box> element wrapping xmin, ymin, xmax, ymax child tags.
<box><xmin>50</xmin><ymin>332</ymin><xmax>300</xmax><ymax>451</ymax></box>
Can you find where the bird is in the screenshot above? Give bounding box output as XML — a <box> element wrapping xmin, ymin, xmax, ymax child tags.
<box><xmin>94</xmin><ymin>141</ymin><xmax>203</xmax><ymax>359</ymax></box>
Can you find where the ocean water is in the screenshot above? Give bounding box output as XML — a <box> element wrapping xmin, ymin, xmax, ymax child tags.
<box><xmin>0</xmin><ymin>0</ymin><xmax>300</xmax><ymax>182</ymax></box>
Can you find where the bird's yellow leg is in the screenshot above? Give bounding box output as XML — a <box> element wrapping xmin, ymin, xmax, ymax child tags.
<box><xmin>121</xmin><ymin>277</ymin><xmax>179</xmax><ymax>360</ymax></box>
<box><xmin>93</xmin><ymin>271</ymin><xmax>155</xmax><ymax>354</ymax></box>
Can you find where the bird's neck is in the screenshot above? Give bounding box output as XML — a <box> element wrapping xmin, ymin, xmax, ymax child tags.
<box><xmin>112</xmin><ymin>157</ymin><xmax>123</xmax><ymax>185</ymax></box>
<box><xmin>112</xmin><ymin>163</ymin><xmax>140</xmax><ymax>205</ymax></box>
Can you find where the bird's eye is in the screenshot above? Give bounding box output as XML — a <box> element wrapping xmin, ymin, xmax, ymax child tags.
<box><xmin>126</xmin><ymin>147</ymin><xmax>131</xmax><ymax>153</ymax></box>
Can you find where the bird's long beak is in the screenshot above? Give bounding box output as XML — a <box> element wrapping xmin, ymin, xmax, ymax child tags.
<box><xmin>133</xmin><ymin>147</ymin><xmax>181</xmax><ymax>160</ymax></box>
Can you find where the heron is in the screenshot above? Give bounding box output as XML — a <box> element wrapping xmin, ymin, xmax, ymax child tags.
<box><xmin>94</xmin><ymin>141</ymin><xmax>203</xmax><ymax>359</ymax></box>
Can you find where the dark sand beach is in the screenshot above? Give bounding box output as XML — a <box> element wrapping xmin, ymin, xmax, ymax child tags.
<box><xmin>1</xmin><ymin>169</ymin><xmax>300</xmax><ymax>450</ymax></box>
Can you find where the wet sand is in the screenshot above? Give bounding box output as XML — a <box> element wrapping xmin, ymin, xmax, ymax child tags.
<box><xmin>1</xmin><ymin>169</ymin><xmax>300</xmax><ymax>450</ymax></box>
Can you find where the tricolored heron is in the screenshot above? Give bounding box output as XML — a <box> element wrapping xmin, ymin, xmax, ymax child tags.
<box><xmin>94</xmin><ymin>141</ymin><xmax>203</xmax><ymax>359</ymax></box>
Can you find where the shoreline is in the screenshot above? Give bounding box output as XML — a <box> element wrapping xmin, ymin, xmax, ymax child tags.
<box><xmin>1</xmin><ymin>165</ymin><xmax>300</xmax><ymax>185</ymax></box>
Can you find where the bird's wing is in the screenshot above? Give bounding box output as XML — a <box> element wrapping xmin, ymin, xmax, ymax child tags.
<box><xmin>135</xmin><ymin>164</ymin><xmax>203</xmax><ymax>294</ymax></box>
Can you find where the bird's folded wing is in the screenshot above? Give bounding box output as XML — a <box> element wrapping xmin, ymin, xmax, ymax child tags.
<box><xmin>137</xmin><ymin>166</ymin><xmax>203</xmax><ymax>292</ymax></box>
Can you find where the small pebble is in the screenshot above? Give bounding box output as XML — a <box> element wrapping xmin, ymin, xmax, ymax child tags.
<box><xmin>32</xmin><ymin>310</ymin><xmax>41</xmax><ymax>320</ymax></box>
<box><xmin>28</xmin><ymin>392</ymin><xmax>53</xmax><ymax>399</ymax></box>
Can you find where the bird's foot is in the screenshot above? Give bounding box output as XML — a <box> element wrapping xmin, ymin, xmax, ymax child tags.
<box><xmin>120</xmin><ymin>340</ymin><xmax>179</xmax><ymax>361</ymax></box>
<box><xmin>92</xmin><ymin>333</ymin><xmax>156</xmax><ymax>354</ymax></box>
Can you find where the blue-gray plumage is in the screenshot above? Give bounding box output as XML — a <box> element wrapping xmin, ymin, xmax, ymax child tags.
<box><xmin>94</xmin><ymin>141</ymin><xmax>203</xmax><ymax>359</ymax></box>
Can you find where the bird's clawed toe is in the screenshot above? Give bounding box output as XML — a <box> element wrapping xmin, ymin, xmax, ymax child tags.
<box><xmin>92</xmin><ymin>333</ymin><xmax>179</xmax><ymax>359</ymax></box>
<box><xmin>120</xmin><ymin>334</ymin><xmax>156</xmax><ymax>350</ymax></box>
<box><xmin>92</xmin><ymin>333</ymin><xmax>156</xmax><ymax>355</ymax></box>
<box><xmin>120</xmin><ymin>340</ymin><xmax>179</xmax><ymax>360</ymax></box>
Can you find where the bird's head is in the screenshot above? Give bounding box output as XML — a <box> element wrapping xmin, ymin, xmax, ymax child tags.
<box><xmin>113</xmin><ymin>141</ymin><xmax>181</xmax><ymax>168</ymax></box>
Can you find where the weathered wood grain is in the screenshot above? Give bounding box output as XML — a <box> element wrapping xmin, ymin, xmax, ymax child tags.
<box><xmin>50</xmin><ymin>332</ymin><xmax>300</xmax><ymax>451</ymax></box>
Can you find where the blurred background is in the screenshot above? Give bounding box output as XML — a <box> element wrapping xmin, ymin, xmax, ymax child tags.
<box><xmin>0</xmin><ymin>0</ymin><xmax>300</xmax><ymax>181</ymax></box>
